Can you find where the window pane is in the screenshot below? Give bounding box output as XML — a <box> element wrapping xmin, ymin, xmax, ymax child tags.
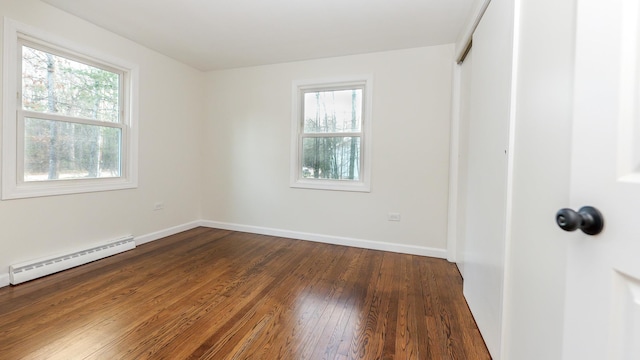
<box><xmin>303</xmin><ymin>89</ymin><xmax>362</xmax><ymax>133</ymax></box>
<box><xmin>302</xmin><ymin>137</ymin><xmax>360</xmax><ymax>180</ymax></box>
<box><xmin>22</xmin><ymin>45</ymin><xmax>120</xmax><ymax>123</ymax></box>
<box><xmin>24</xmin><ymin>118</ymin><xmax>122</xmax><ymax>181</ymax></box>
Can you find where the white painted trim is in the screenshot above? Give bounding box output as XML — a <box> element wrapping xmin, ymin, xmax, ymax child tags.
<box><xmin>0</xmin><ymin>273</ymin><xmax>9</xmax><ymax>288</ymax></box>
<box><xmin>2</xmin><ymin>17</ymin><xmax>19</xmax><ymax>201</ymax></box>
<box><xmin>499</xmin><ymin>0</ymin><xmax>522</xmax><ymax>356</ymax></box>
<box><xmin>134</xmin><ymin>220</ymin><xmax>202</xmax><ymax>246</ymax></box>
<box><xmin>289</xmin><ymin>75</ymin><xmax>373</xmax><ymax>193</ymax></box>
<box><xmin>200</xmin><ymin>220</ymin><xmax>447</xmax><ymax>258</ymax></box>
<box><xmin>455</xmin><ymin>0</ymin><xmax>492</xmax><ymax>63</ymax></box>
<box><xmin>0</xmin><ymin>219</ymin><xmax>446</xmax><ymax>289</ymax></box>
<box><xmin>447</xmin><ymin>60</ymin><xmax>463</xmax><ymax>262</ymax></box>
<box><xmin>1</xmin><ymin>17</ymin><xmax>139</xmax><ymax>200</ymax></box>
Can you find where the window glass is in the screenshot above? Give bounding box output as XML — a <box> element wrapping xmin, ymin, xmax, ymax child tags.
<box><xmin>301</xmin><ymin>137</ymin><xmax>360</xmax><ymax>180</ymax></box>
<box><xmin>291</xmin><ymin>76</ymin><xmax>372</xmax><ymax>192</ymax></box>
<box><xmin>23</xmin><ymin>118</ymin><xmax>121</xmax><ymax>181</ymax></box>
<box><xmin>21</xmin><ymin>45</ymin><xmax>120</xmax><ymax>123</ymax></box>
<box><xmin>303</xmin><ymin>89</ymin><xmax>362</xmax><ymax>133</ymax></box>
<box><xmin>1</xmin><ymin>18</ymin><xmax>138</xmax><ymax>199</ymax></box>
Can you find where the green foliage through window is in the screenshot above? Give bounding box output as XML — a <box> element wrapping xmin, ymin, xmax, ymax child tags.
<box><xmin>22</xmin><ymin>46</ymin><xmax>120</xmax><ymax>122</ymax></box>
<box><xmin>20</xmin><ymin>43</ymin><xmax>123</xmax><ymax>181</ymax></box>
<box><xmin>24</xmin><ymin>118</ymin><xmax>121</xmax><ymax>181</ymax></box>
<box><xmin>301</xmin><ymin>88</ymin><xmax>363</xmax><ymax>181</ymax></box>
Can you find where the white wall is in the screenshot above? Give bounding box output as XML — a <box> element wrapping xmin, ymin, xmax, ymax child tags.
<box><xmin>202</xmin><ymin>46</ymin><xmax>454</xmax><ymax>253</ymax></box>
<box><xmin>0</xmin><ymin>3</ymin><xmax>576</xmax><ymax>358</ymax></box>
<box><xmin>0</xmin><ymin>3</ymin><xmax>577</xmax><ymax>358</ymax></box>
<box><xmin>0</xmin><ymin>2</ymin><xmax>455</xmax><ymax>285</ymax></box>
<box><xmin>0</xmin><ymin>0</ymin><xmax>204</xmax><ymax>283</ymax></box>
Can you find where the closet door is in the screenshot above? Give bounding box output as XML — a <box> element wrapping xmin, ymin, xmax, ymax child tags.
<box><xmin>462</xmin><ymin>0</ymin><xmax>515</xmax><ymax>358</ymax></box>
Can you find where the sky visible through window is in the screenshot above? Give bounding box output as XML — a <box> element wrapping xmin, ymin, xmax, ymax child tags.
<box><xmin>303</xmin><ymin>89</ymin><xmax>362</xmax><ymax>133</ymax></box>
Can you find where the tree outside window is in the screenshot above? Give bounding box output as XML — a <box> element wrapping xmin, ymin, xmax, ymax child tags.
<box><xmin>2</xmin><ymin>18</ymin><xmax>138</xmax><ymax>199</ymax></box>
<box><xmin>21</xmin><ymin>44</ymin><xmax>123</xmax><ymax>182</ymax></box>
<box><xmin>291</xmin><ymin>76</ymin><xmax>372</xmax><ymax>192</ymax></box>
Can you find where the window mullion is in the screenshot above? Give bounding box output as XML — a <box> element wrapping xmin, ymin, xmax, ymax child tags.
<box><xmin>301</xmin><ymin>132</ymin><xmax>362</xmax><ymax>138</ymax></box>
<box><xmin>21</xmin><ymin>110</ymin><xmax>124</xmax><ymax>129</ymax></box>
<box><xmin>4</xmin><ymin>18</ymin><xmax>138</xmax><ymax>199</ymax></box>
<box><xmin>290</xmin><ymin>75</ymin><xmax>371</xmax><ymax>192</ymax></box>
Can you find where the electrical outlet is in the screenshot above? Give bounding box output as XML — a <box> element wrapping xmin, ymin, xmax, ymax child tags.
<box><xmin>153</xmin><ymin>202</ymin><xmax>164</xmax><ymax>211</ymax></box>
<box><xmin>387</xmin><ymin>212</ymin><xmax>401</xmax><ymax>221</ymax></box>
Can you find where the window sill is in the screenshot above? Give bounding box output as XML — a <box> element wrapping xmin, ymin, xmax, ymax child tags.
<box><xmin>2</xmin><ymin>178</ymin><xmax>137</xmax><ymax>200</ymax></box>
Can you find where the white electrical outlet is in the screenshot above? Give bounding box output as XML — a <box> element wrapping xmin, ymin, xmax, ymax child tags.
<box><xmin>387</xmin><ymin>212</ymin><xmax>401</xmax><ymax>221</ymax></box>
<box><xmin>153</xmin><ymin>202</ymin><xmax>164</xmax><ymax>211</ymax></box>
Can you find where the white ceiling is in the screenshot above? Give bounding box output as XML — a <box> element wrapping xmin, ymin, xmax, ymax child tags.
<box><xmin>41</xmin><ymin>0</ymin><xmax>475</xmax><ymax>71</ymax></box>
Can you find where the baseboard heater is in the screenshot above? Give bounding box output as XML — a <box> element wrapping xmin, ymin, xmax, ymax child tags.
<box><xmin>9</xmin><ymin>235</ymin><xmax>135</xmax><ymax>285</ymax></box>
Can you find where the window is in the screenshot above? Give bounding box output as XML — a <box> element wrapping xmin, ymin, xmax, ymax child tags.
<box><xmin>290</xmin><ymin>76</ymin><xmax>372</xmax><ymax>192</ymax></box>
<box><xmin>2</xmin><ymin>19</ymin><xmax>138</xmax><ymax>199</ymax></box>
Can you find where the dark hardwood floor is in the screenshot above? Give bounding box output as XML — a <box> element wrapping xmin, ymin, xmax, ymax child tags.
<box><xmin>0</xmin><ymin>227</ymin><xmax>490</xmax><ymax>359</ymax></box>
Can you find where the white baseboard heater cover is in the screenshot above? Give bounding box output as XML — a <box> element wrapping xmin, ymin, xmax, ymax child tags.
<box><xmin>9</xmin><ymin>235</ymin><xmax>135</xmax><ymax>285</ymax></box>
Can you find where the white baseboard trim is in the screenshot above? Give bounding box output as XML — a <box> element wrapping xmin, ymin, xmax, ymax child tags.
<box><xmin>0</xmin><ymin>219</ymin><xmax>446</xmax><ymax>290</ymax></box>
<box><xmin>0</xmin><ymin>222</ymin><xmax>201</xmax><ymax>289</ymax></box>
<box><xmin>134</xmin><ymin>220</ymin><xmax>202</xmax><ymax>246</ymax></box>
<box><xmin>0</xmin><ymin>273</ymin><xmax>9</xmax><ymax>288</ymax></box>
<box><xmin>200</xmin><ymin>220</ymin><xmax>447</xmax><ymax>259</ymax></box>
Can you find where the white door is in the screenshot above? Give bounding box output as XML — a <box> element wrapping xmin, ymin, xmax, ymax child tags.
<box><xmin>461</xmin><ymin>0</ymin><xmax>515</xmax><ymax>358</ymax></box>
<box><xmin>563</xmin><ymin>0</ymin><xmax>640</xmax><ymax>358</ymax></box>
<box><xmin>462</xmin><ymin>0</ymin><xmax>514</xmax><ymax>357</ymax></box>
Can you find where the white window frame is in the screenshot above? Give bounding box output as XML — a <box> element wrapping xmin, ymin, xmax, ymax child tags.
<box><xmin>290</xmin><ymin>75</ymin><xmax>373</xmax><ymax>192</ymax></box>
<box><xmin>2</xmin><ymin>18</ymin><xmax>139</xmax><ymax>199</ymax></box>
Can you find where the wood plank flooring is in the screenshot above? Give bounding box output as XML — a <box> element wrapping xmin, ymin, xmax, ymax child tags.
<box><xmin>0</xmin><ymin>228</ymin><xmax>490</xmax><ymax>359</ymax></box>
